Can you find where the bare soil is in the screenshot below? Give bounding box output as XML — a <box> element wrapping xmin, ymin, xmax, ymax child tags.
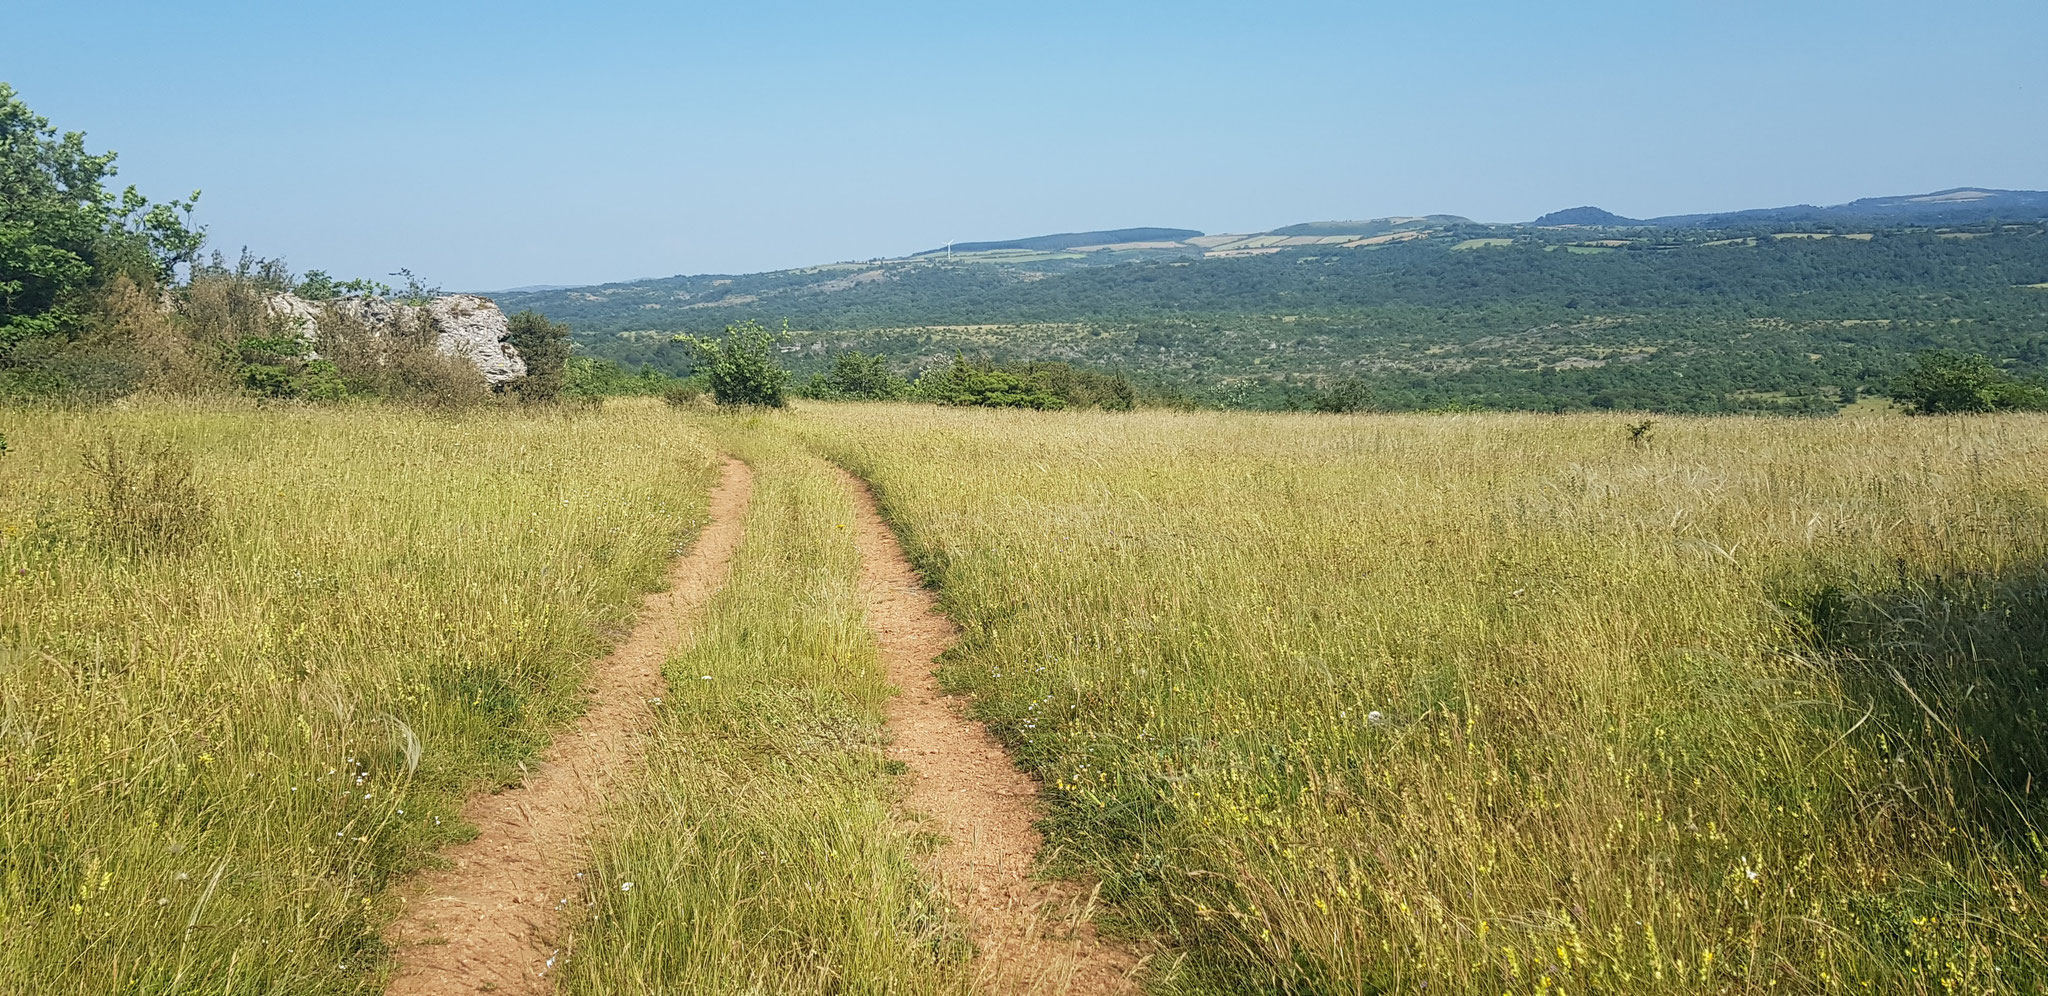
<box><xmin>838</xmin><ymin>469</ymin><xmax>1142</xmax><ymax>995</ymax></box>
<box><xmin>384</xmin><ymin>457</ymin><xmax>754</xmax><ymax>995</ymax></box>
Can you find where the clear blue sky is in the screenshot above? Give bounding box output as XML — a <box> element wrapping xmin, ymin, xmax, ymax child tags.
<box><xmin>8</xmin><ymin>1</ymin><xmax>2043</xmax><ymax>290</ymax></box>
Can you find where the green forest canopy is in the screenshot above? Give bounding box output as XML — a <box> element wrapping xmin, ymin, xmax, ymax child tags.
<box><xmin>523</xmin><ymin>225</ymin><xmax>2048</xmax><ymax>414</ymax></box>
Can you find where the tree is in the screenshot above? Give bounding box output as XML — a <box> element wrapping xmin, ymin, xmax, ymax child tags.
<box><xmin>504</xmin><ymin>310</ymin><xmax>572</xmax><ymax>402</ymax></box>
<box><xmin>1304</xmin><ymin>375</ymin><xmax>1376</xmax><ymax>413</ymax></box>
<box><xmin>294</xmin><ymin>270</ymin><xmax>391</xmax><ymax>301</ymax></box>
<box><xmin>803</xmin><ymin>350</ymin><xmax>908</xmax><ymax>400</ymax></box>
<box><xmin>1889</xmin><ymin>350</ymin><xmax>2048</xmax><ymax>414</ymax></box>
<box><xmin>915</xmin><ymin>355</ymin><xmax>1065</xmax><ymax>409</ymax></box>
<box><xmin>1</xmin><ymin>83</ymin><xmax>202</xmax><ymax>351</ymax></box>
<box><xmin>675</xmin><ymin>319</ymin><xmax>790</xmax><ymax>407</ymax></box>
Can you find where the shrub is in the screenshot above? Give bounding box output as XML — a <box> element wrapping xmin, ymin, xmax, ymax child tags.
<box><xmin>801</xmin><ymin>351</ymin><xmax>909</xmax><ymax>401</ymax></box>
<box><xmin>675</xmin><ymin>319</ymin><xmax>790</xmax><ymax>407</ymax></box>
<box><xmin>914</xmin><ymin>355</ymin><xmax>1066</xmax><ymax>410</ymax></box>
<box><xmin>563</xmin><ymin>356</ymin><xmax>690</xmax><ymax>398</ymax></box>
<box><xmin>80</xmin><ymin>435</ymin><xmax>212</xmax><ymax>554</ymax></box>
<box><xmin>1305</xmin><ymin>375</ymin><xmax>1376</xmax><ymax>413</ymax></box>
<box><xmin>174</xmin><ymin>251</ymin><xmax>360</xmax><ymax>400</ymax></box>
<box><xmin>504</xmin><ymin>310</ymin><xmax>572</xmax><ymax>403</ymax></box>
<box><xmin>291</xmin><ymin>270</ymin><xmax>391</xmax><ymax>301</ymax></box>
<box><xmin>381</xmin><ymin>345</ymin><xmax>492</xmax><ymax>410</ymax></box>
<box><xmin>1891</xmin><ymin>350</ymin><xmax>2048</xmax><ymax>414</ymax></box>
<box><xmin>101</xmin><ymin>274</ymin><xmax>231</xmax><ymax>396</ymax></box>
<box><xmin>662</xmin><ymin>381</ymin><xmax>702</xmax><ymax>408</ymax></box>
<box><xmin>307</xmin><ymin>300</ymin><xmax>489</xmax><ymax>408</ymax></box>
<box><xmin>1014</xmin><ymin>361</ymin><xmax>1135</xmax><ymax>411</ymax></box>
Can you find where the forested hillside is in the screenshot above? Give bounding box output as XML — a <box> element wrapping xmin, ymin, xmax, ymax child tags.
<box><xmin>510</xmin><ymin>224</ymin><xmax>2048</xmax><ymax>413</ymax></box>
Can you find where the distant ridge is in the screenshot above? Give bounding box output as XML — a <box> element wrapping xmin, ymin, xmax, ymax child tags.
<box><xmin>488</xmin><ymin>185</ymin><xmax>2048</xmax><ymax>297</ymax></box>
<box><xmin>1270</xmin><ymin>215</ymin><xmax>1469</xmax><ymax>236</ymax></box>
<box><xmin>1534</xmin><ymin>206</ymin><xmax>1641</xmax><ymax>226</ymax></box>
<box><xmin>481</xmin><ymin>283</ymin><xmax>580</xmax><ymax>294</ymax></box>
<box><xmin>920</xmin><ymin>227</ymin><xmax>1203</xmax><ymax>255</ymax></box>
<box><xmin>1534</xmin><ymin>188</ymin><xmax>2048</xmax><ymax>229</ymax></box>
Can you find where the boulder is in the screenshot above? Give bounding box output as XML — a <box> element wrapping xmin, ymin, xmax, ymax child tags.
<box><xmin>425</xmin><ymin>295</ymin><xmax>526</xmax><ymax>383</ymax></box>
<box><xmin>265</xmin><ymin>293</ymin><xmax>528</xmax><ymax>384</ymax></box>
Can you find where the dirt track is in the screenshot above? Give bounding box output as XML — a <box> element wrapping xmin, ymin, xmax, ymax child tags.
<box><xmin>838</xmin><ymin>468</ymin><xmax>1141</xmax><ymax>995</ymax></box>
<box><xmin>384</xmin><ymin>457</ymin><xmax>753</xmax><ymax>995</ymax></box>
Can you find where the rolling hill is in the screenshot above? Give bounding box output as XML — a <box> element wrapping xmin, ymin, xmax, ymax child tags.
<box><xmin>920</xmin><ymin>227</ymin><xmax>1203</xmax><ymax>255</ymax></box>
<box><xmin>1538</xmin><ymin>188</ymin><xmax>2048</xmax><ymax>229</ymax></box>
<box><xmin>495</xmin><ymin>187</ymin><xmax>2048</xmax><ymax>414</ymax></box>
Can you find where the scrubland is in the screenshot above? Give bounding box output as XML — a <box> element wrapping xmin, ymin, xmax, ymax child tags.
<box><xmin>5</xmin><ymin>399</ymin><xmax>2046</xmax><ymax>995</ymax></box>
<box><xmin>0</xmin><ymin>403</ymin><xmax>715</xmax><ymax>992</ymax></box>
<box><xmin>797</xmin><ymin>406</ymin><xmax>2048</xmax><ymax>994</ymax></box>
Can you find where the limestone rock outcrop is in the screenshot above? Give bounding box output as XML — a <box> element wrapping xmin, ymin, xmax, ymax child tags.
<box><xmin>265</xmin><ymin>293</ymin><xmax>527</xmax><ymax>384</ymax></box>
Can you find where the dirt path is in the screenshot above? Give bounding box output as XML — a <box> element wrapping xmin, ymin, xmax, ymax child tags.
<box><xmin>838</xmin><ymin>469</ymin><xmax>1141</xmax><ymax>996</ymax></box>
<box><xmin>385</xmin><ymin>457</ymin><xmax>754</xmax><ymax>995</ymax></box>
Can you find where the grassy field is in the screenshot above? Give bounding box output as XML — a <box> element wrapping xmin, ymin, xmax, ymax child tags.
<box><xmin>0</xmin><ymin>402</ymin><xmax>717</xmax><ymax>993</ymax></box>
<box><xmin>5</xmin><ymin>400</ymin><xmax>2045</xmax><ymax>994</ymax></box>
<box><xmin>563</xmin><ymin>420</ymin><xmax>970</xmax><ymax>994</ymax></box>
<box><xmin>794</xmin><ymin>405</ymin><xmax>2048</xmax><ymax>994</ymax></box>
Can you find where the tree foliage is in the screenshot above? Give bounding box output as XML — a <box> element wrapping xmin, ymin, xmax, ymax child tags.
<box><xmin>504</xmin><ymin>310</ymin><xmax>572</xmax><ymax>402</ymax></box>
<box><xmin>530</xmin><ymin>225</ymin><xmax>2048</xmax><ymax>415</ymax></box>
<box><xmin>1</xmin><ymin>83</ymin><xmax>201</xmax><ymax>352</ymax></box>
<box><xmin>1890</xmin><ymin>350</ymin><xmax>2048</xmax><ymax>414</ymax></box>
<box><xmin>800</xmin><ymin>351</ymin><xmax>909</xmax><ymax>400</ymax></box>
<box><xmin>915</xmin><ymin>356</ymin><xmax>1066</xmax><ymax>409</ymax></box>
<box><xmin>675</xmin><ymin>319</ymin><xmax>790</xmax><ymax>407</ymax></box>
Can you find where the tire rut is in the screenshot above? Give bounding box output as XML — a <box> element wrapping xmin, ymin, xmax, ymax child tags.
<box><xmin>837</xmin><ymin>467</ymin><xmax>1142</xmax><ymax>996</ymax></box>
<box><xmin>384</xmin><ymin>456</ymin><xmax>754</xmax><ymax>995</ymax></box>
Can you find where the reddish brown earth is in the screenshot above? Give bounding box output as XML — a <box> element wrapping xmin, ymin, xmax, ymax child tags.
<box><xmin>838</xmin><ymin>468</ymin><xmax>1143</xmax><ymax>995</ymax></box>
<box><xmin>384</xmin><ymin>458</ymin><xmax>753</xmax><ymax>995</ymax></box>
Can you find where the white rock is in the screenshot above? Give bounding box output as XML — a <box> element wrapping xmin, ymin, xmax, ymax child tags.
<box><xmin>427</xmin><ymin>295</ymin><xmax>526</xmax><ymax>383</ymax></box>
<box><xmin>264</xmin><ymin>293</ymin><xmax>528</xmax><ymax>384</ymax></box>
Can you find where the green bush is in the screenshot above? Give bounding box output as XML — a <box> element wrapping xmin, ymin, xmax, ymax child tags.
<box><xmin>801</xmin><ymin>351</ymin><xmax>909</xmax><ymax>400</ymax></box>
<box><xmin>1891</xmin><ymin>350</ymin><xmax>2048</xmax><ymax>414</ymax></box>
<box><xmin>914</xmin><ymin>355</ymin><xmax>1065</xmax><ymax>409</ymax></box>
<box><xmin>504</xmin><ymin>310</ymin><xmax>572</xmax><ymax>403</ymax></box>
<box><xmin>1304</xmin><ymin>375</ymin><xmax>1377</xmax><ymax>413</ymax></box>
<box><xmin>292</xmin><ymin>270</ymin><xmax>390</xmax><ymax>301</ymax></box>
<box><xmin>1012</xmin><ymin>361</ymin><xmax>1135</xmax><ymax>411</ymax></box>
<box><xmin>562</xmin><ymin>356</ymin><xmax>690</xmax><ymax>398</ymax></box>
<box><xmin>674</xmin><ymin>319</ymin><xmax>790</xmax><ymax>407</ymax></box>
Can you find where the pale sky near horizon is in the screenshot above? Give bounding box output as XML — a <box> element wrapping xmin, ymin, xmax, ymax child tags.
<box><xmin>8</xmin><ymin>1</ymin><xmax>2044</xmax><ymax>290</ymax></box>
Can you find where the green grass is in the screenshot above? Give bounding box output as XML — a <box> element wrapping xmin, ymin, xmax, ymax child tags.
<box><xmin>0</xmin><ymin>401</ymin><xmax>717</xmax><ymax>993</ymax></box>
<box><xmin>1451</xmin><ymin>238</ymin><xmax>1513</xmax><ymax>250</ymax></box>
<box><xmin>10</xmin><ymin>398</ymin><xmax>2047</xmax><ymax>994</ymax></box>
<box><xmin>792</xmin><ymin>404</ymin><xmax>2048</xmax><ymax>994</ymax></box>
<box><xmin>562</xmin><ymin>417</ymin><xmax>970</xmax><ymax>994</ymax></box>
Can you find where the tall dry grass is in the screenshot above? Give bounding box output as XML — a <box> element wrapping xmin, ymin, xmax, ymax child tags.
<box><xmin>794</xmin><ymin>406</ymin><xmax>2048</xmax><ymax>994</ymax></box>
<box><xmin>0</xmin><ymin>401</ymin><xmax>716</xmax><ymax>993</ymax></box>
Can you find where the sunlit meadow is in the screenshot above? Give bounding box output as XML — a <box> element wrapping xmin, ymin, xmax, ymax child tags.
<box><xmin>796</xmin><ymin>406</ymin><xmax>2048</xmax><ymax>995</ymax></box>
<box><xmin>5</xmin><ymin>397</ymin><xmax>2045</xmax><ymax>995</ymax></box>
<box><xmin>564</xmin><ymin>421</ymin><xmax>970</xmax><ymax>994</ymax></box>
<box><xmin>0</xmin><ymin>402</ymin><xmax>716</xmax><ymax>993</ymax></box>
